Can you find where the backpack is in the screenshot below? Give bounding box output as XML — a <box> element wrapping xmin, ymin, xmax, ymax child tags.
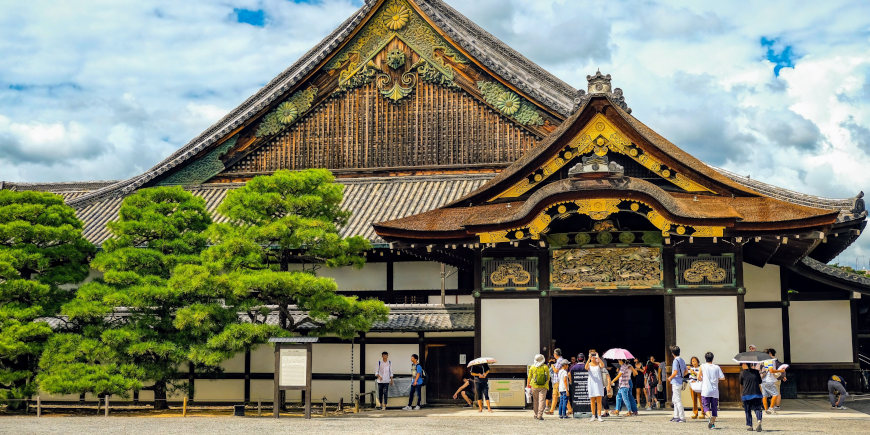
<box><xmin>529</xmin><ymin>365</ymin><xmax>549</xmax><ymax>388</ymax></box>
<box><xmin>414</xmin><ymin>363</ymin><xmax>427</xmax><ymax>385</ymax></box>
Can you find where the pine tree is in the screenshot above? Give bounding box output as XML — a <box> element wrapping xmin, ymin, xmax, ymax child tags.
<box><xmin>0</xmin><ymin>190</ymin><xmax>94</xmax><ymax>408</ymax></box>
<box><xmin>39</xmin><ymin>187</ymin><xmax>236</xmax><ymax>408</ymax></box>
<box><xmin>190</xmin><ymin>169</ymin><xmax>388</xmax><ymax>364</ymax></box>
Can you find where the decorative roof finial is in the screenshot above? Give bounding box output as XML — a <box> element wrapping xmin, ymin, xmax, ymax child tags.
<box><xmin>587</xmin><ymin>70</ymin><xmax>612</xmax><ymax>94</ymax></box>
<box><xmin>583</xmin><ymin>70</ymin><xmax>631</xmax><ymax>114</ymax></box>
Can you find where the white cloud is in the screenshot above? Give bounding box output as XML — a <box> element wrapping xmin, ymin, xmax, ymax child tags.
<box><xmin>1</xmin><ymin>0</ymin><xmax>869</xmax><ymax>265</ymax></box>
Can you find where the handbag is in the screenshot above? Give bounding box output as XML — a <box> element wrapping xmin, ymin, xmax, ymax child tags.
<box><xmin>656</xmin><ymin>383</ymin><xmax>663</xmax><ymax>393</ymax></box>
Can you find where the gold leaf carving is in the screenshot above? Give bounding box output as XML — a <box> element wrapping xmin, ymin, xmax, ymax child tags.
<box><xmin>682</xmin><ymin>260</ymin><xmax>727</xmax><ymax>283</ymax></box>
<box><xmin>489</xmin><ymin>263</ymin><xmax>531</xmax><ymax>286</ymax></box>
<box><xmin>551</xmin><ymin>247</ymin><xmax>662</xmax><ymax>289</ymax></box>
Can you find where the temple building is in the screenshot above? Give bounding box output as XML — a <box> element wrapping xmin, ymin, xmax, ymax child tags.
<box><xmin>4</xmin><ymin>0</ymin><xmax>869</xmax><ymax>404</ymax></box>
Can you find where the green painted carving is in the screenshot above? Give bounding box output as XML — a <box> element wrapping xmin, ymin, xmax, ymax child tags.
<box><xmin>477</xmin><ymin>81</ymin><xmax>545</xmax><ymax>126</ymax></box>
<box><xmin>386</xmin><ymin>49</ymin><xmax>405</xmax><ymax>70</ymax></box>
<box><xmin>255</xmin><ymin>87</ymin><xmax>318</xmax><ymax>138</ymax></box>
<box><xmin>416</xmin><ymin>60</ymin><xmax>457</xmax><ymax>88</ymax></box>
<box><xmin>330</xmin><ymin>0</ymin><xmax>466</xmax><ymax>94</ymax></box>
<box><xmin>378</xmin><ymin>72</ymin><xmax>417</xmax><ymax>102</ymax></box>
<box><xmin>596</xmin><ymin>231</ymin><xmax>613</xmax><ymax>244</ymax></box>
<box><xmin>618</xmin><ymin>231</ymin><xmax>636</xmax><ymax>244</ymax></box>
<box><xmin>158</xmin><ymin>135</ymin><xmax>237</xmax><ymax>186</ymax></box>
<box><xmin>574</xmin><ymin>232</ymin><xmax>591</xmax><ymax>245</ymax></box>
<box><xmin>642</xmin><ymin>232</ymin><xmax>664</xmax><ymax>245</ymax></box>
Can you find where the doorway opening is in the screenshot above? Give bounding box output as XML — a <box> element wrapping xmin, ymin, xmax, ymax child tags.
<box><xmin>551</xmin><ymin>295</ymin><xmax>665</xmax><ymax>362</ymax></box>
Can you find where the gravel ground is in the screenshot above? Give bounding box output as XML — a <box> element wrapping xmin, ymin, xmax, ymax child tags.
<box><xmin>2</xmin><ymin>400</ymin><xmax>868</xmax><ymax>435</ymax></box>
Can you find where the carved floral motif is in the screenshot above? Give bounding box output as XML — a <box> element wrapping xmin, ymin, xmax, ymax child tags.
<box><xmin>383</xmin><ymin>4</ymin><xmax>410</xmax><ymax>30</ymax></box>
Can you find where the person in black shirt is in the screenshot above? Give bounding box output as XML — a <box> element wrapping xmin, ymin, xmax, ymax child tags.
<box><xmin>633</xmin><ymin>360</ymin><xmax>646</xmax><ymax>410</ymax></box>
<box><xmin>452</xmin><ymin>372</ymin><xmax>474</xmax><ymax>407</ymax></box>
<box><xmin>470</xmin><ymin>362</ymin><xmax>492</xmax><ymax>412</ymax></box>
<box><xmin>740</xmin><ymin>363</ymin><xmax>763</xmax><ymax>431</ymax></box>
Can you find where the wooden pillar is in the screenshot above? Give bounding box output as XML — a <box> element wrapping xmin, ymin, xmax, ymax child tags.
<box><xmin>473</xmin><ymin>248</ymin><xmax>482</xmax><ymax>357</ymax></box>
<box><xmin>188</xmin><ymin>362</ymin><xmax>195</xmax><ymax>402</ymax></box>
<box><xmin>736</xmin><ymin>247</ymin><xmax>747</xmax><ymax>351</ymax></box>
<box><xmin>386</xmin><ymin>254</ymin><xmax>395</xmax><ymax>304</ymax></box>
<box><xmin>538</xmin><ymin>247</ymin><xmax>551</xmax><ymax>356</ymax></box>
<box><xmin>244</xmin><ymin>348</ymin><xmax>251</xmax><ymax>404</ymax></box>
<box><xmin>358</xmin><ymin>333</ymin><xmax>366</xmax><ymax>405</ymax></box>
<box><xmin>780</xmin><ymin>268</ymin><xmax>792</xmax><ymax>362</ymax></box>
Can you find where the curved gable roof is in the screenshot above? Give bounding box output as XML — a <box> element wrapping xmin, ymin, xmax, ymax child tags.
<box><xmin>67</xmin><ymin>0</ymin><xmax>578</xmax><ymax>209</ymax></box>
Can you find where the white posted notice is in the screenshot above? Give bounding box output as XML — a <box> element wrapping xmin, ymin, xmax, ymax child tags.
<box><xmin>279</xmin><ymin>348</ymin><xmax>307</xmax><ymax>387</ymax></box>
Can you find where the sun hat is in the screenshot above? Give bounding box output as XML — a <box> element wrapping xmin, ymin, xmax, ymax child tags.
<box><xmin>533</xmin><ymin>354</ymin><xmax>545</xmax><ymax>367</ymax></box>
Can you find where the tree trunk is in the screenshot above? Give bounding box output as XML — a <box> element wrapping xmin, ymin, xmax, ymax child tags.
<box><xmin>153</xmin><ymin>380</ymin><xmax>168</xmax><ymax>410</ymax></box>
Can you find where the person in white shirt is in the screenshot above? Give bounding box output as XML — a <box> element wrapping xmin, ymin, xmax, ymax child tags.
<box><xmin>697</xmin><ymin>351</ymin><xmax>725</xmax><ymax>429</ymax></box>
<box><xmin>375</xmin><ymin>351</ymin><xmax>393</xmax><ymax>410</ymax></box>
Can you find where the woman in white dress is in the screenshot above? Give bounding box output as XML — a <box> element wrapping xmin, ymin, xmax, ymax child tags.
<box><xmin>585</xmin><ymin>350</ymin><xmax>606</xmax><ymax>422</ymax></box>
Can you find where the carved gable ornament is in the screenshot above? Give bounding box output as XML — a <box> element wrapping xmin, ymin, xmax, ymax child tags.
<box><xmin>491</xmin><ymin>113</ymin><xmax>714</xmax><ymax>200</ymax></box>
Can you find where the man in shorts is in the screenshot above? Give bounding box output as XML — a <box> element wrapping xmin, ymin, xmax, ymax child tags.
<box><xmin>760</xmin><ymin>348</ymin><xmax>784</xmax><ymax>414</ymax></box>
<box><xmin>698</xmin><ymin>352</ymin><xmax>725</xmax><ymax>429</ymax></box>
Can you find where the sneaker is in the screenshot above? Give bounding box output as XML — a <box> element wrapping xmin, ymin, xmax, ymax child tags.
<box><xmin>646</xmin><ymin>406</ymin><xmax>652</xmax><ymax>411</ymax></box>
<box><xmin>413</xmin><ymin>405</ymin><xmax>420</xmax><ymax>410</ymax></box>
<box><xmin>837</xmin><ymin>406</ymin><xmax>847</xmax><ymax>410</ymax></box>
<box><xmin>669</xmin><ymin>418</ymin><xmax>678</xmax><ymax>422</ymax></box>
<box><xmin>678</xmin><ymin>419</ymin><xmax>687</xmax><ymax>423</ymax></box>
<box><xmin>589</xmin><ymin>416</ymin><xmax>596</xmax><ymax>422</ymax></box>
<box><xmin>381</xmin><ymin>405</ymin><xmax>386</xmax><ymax>411</ymax></box>
<box><xmin>747</xmin><ymin>427</ymin><xmax>755</xmax><ymax>431</ymax></box>
<box><xmin>402</xmin><ymin>406</ymin><xmax>411</xmax><ymax>411</ymax></box>
<box><xmin>708</xmin><ymin>421</ymin><xmax>714</xmax><ymax>429</ymax></box>
<box><xmin>765</xmin><ymin>409</ymin><xmax>772</xmax><ymax>415</ymax></box>
<box><xmin>598</xmin><ymin>416</ymin><xmax>604</xmax><ymax>422</ymax></box>
<box><xmin>756</xmin><ymin>422</ymin><xmax>762</xmax><ymax>432</ymax></box>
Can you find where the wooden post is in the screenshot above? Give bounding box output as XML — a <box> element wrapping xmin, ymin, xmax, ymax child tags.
<box><xmin>105</xmin><ymin>396</ymin><xmax>109</xmax><ymax>417</ymax></box>
<box><xmin>273</xmin><ymin>343</ymin><xmax>281</xmax><ymax>418</ymax></box>
<box><xmin>322</xmin><ymin>397</ymin><xmax>327</xmax><ymax>416</ymax></box>
<box><xmin>257</xmin><ymin>401</ymin><xmax>262</xmax><ymax>417</ymax></box>
<box><xmin>183</xmin><ymin>397</ymin><xmax>188</xmax><ymax>417</ymax></box>
<box><xmin>36</xmin><ymin>396</ymin><xmax>41</xmax><ymax>417</ymax></box>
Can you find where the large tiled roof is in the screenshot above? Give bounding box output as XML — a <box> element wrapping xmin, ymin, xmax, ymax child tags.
<box><xmin>69</xmin><ymin>174</ymin><xmax>491</xmax><ymax>246</ymax></box>
<box><xmin>38</xmin><ymin>304</ymin><xmax>474</xmax><ymax>332</ymax></box>
<box><xmin>63</xmin><ymin>0</ymin><xmax>578</xmax><ymax>209</ymax></box>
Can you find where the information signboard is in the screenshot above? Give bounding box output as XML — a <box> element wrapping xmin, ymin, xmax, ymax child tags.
<box><xmin>278</xmin><ymin>348</ymin><xmax>307</xmax><ymax>387</ymax></box>
<box><xmin>571</xmin><ymin>371</ymin><xmax>591</xmax><ymax>417</ymax></box>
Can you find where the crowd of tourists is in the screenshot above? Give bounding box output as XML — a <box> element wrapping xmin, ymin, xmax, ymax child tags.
<box><xmin>371</xmin><ymin>343</ymin><xmax>847</xmax><ymax>431</ymax></box>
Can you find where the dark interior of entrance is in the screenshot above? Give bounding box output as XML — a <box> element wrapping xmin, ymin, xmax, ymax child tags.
<box><xmin>552</xmin><ymin>295</ymin><xmax>665</xmax><ymax>363</ymax></box>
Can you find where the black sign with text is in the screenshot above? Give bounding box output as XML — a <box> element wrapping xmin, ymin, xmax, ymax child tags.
<box><xmin>571</xmin><ymin>371</ymin><xmax>591</xmax><ymax>415</ymax></box>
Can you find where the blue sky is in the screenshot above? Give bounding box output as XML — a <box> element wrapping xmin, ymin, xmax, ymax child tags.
<box><xmin>1</xmin><ymin>0</ymin><xmax>870</xmax><ymax>265</ymax></box>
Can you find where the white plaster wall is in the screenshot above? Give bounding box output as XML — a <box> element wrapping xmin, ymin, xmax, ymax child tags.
<box><xmin>250</xmin><ymin>379</ymin><xmax>275</xmax><ymax>402</ymax></box>
<box><xmin>319</xmin><ymin>263</ymin><xmax>387</xmax><ymax>291</ymax></box>
<box><xmin>250</xmin><ymin>344</ymin><xmax>274</xmax><ymax>373</ymax></box>
<box><xmin>394</xmin><ymin>261</ymin><xmax>458</xmax><ymax>290</ymax></box>
<box><xmin>364</xmin><ymin>343</ymin><xmax>419</xmax><ymax>374</ymax></box>
<box><xmin>745</xmin><ymin>308</ymin><xmax>783</xmax><ymax>354</ymax></box>
<box><xmin>427</xmin><ymin>295</ymin><xmax>474</xmax><ymax>305</ymax></box>
<box><xmin>220</xmin><ymin>349</ymin><xmax>246</xmax><ymax>372</ymax></box>
<box><xmin>481</xmin><ymin>298</ymin><xmax>539</xmax><ymax>365</ymax></box>
<box><xmin>743</xmin><ymin>263</ymin><xmax>781</xmax><ymax>302</ymax></box>
<box><xmin>675</xmin><ymin>296</ymin><xmax>739</xmax><ymax>366</ymax></box>
<box><xmin>789</xmin><ymin>300</ymin><xmax>853</xmax><ymax>363</ymax></box>
<box><xmin>312</xmin><ymin>343</ymin><xmax>361</xmax><ymax>374</ymax></box>
<box><xmin>194</xmin><ymin>380</ymin><xmax>244</xmax><ymax>401</ymax></box>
